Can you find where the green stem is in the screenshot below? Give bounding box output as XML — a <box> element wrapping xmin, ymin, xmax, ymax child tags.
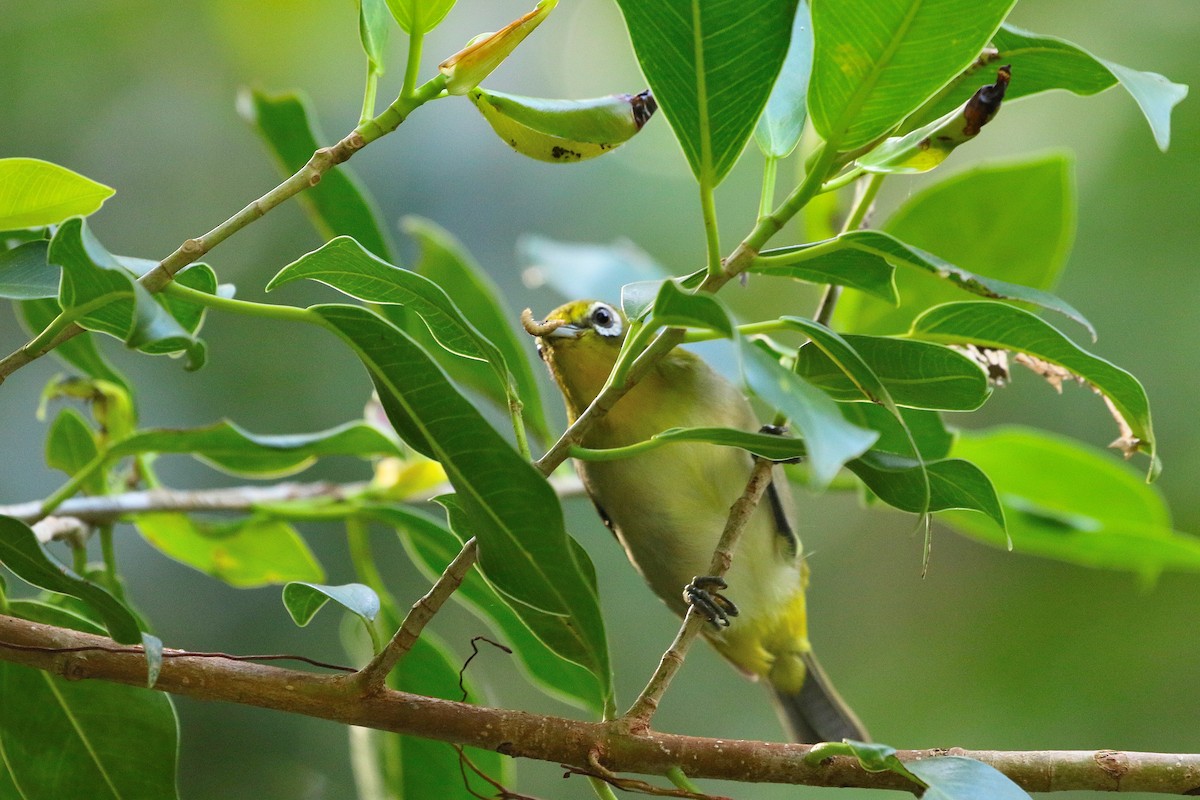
<box><xmin>360</xmin><ymin>75</ymin><xmax>446</xmax><ymax>145</ymax></box>
<box><xmin>699</xmin><ymin>178</ymin><xmax>722</xmax><ymax>277</ymax></box>
<box><xmin>161</xmin><ymin>283</ymin><xmax>317</xmax><ymax>325</ymax></box>
<box><xmin>681</xmin><ymin>319</ymin><xmax>790</xmax><ymax>343</ymax></box>
<box><xmin>608</xmin><ymin>320</ymin><xmax>657</xmax><ymax>390</ymax></box>
<box><xmin>346</xmin><ymin>516</ymin><xmax>401</xmax><ymax>622</ymax></box>
<box><xmin>570</xmin><ymin>439</ymin><xmax>664</xmax><ymax>462</ymax></box>
<box><xmin>402</xmin><ymin>29</ymin><xmax>425</xmax><ymax>100</ymax></box>
<box><xmin>72</xmin><ymin>540</ymin><xmax>88</xmax><ymax>575</ymax></box>
<box><xmin>41</xmin><ymin>452</ymin><xmax>108</xmax><ymax>518</ymax></box>
<box><xmin>743</xmin><ymin>142</ymin><xmax>838</xmax><ymax>255</ymax></box>
<box><xmin>666</xmin><ymin>767</ymin><xmax>702</xmax><ymax>794</ymax></box>
<box><xmin>507</xmin><ymin>387</ymin><xmax>532</xmax><ymax>460</ymax></box>
<box><xmin>821</xmin><ymin>164</ymin><xmax>867</xmax><ymax>194</ymax></box>
<box><xmin>814</xmin><ymin>172</ymin><xmax>885</xmax><ymax>326</ymax></box>
<box><xmin>359</xmin><ymin>67</ymin><xmax>380</xmax><ymax>127</ymax></box>
<box><xmin>759</xmin><ymin>156</ymin><xmax>779</xmax><ymax>220</ymax></box>
<box><xmin>99</xmin><ymin>524</ymin><xmax>117</xmax><ymax>584</ymax></box>
<box><xmin>588</xmin><ymin>778</ymin><xmax>620</xmax><ymax>800</ymax></box>
<box><xmin>842</xmin><ymin>172</ymin><xmax>885</xmax><ymax>234</ymax></box>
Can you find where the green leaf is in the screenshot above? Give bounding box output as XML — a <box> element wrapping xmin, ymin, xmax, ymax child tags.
<box><xmin>238</xmin><ymin>90</ymin><xmax>393</xmax><ymax>260</ymax></box>
<box><xmin>0</xmin><ymin>602</ymin><xmax>179</xmax><ymax>800</ymax></box>
<box><xmin>358</xmin><ymin>0</ymin><xmax>391</xmax><ymax>72</ymax></box>
<box><xmin>0</xmin><ymin>158</ymin><xmax>114</xmax><ymax>229</ymax></box>
<box><xmin>944</xmin><ymin>427</ymin><xmax>1200</xmax><ymax>574</ymax></box>
<box><xmin>796</xmin><ymin>334</ymin><xmax>990</xmax><ymax>410</ymax></box>
<box><xmin>403</xmin><ymin>216</ymin><xmax>550</xmax><ymax>441</ymax></box>
<box><xmin>847</xmin><ymin>451</ymin><xmax>1004</xmax><ymax>528</ymax></box>
<box><xmin>751</xmin><ymin>244</ymin><xmax>898</xmax><ymax>304</ymax></box>
<box><xmin>0</xmin><ymin>516</ymin><xmax>141</xmax><ymax>645</ymax></box>
<box><xmin>136</xmin><ymin>513</ymin><xmax>324</xmax><ymax>588</ymax></box>
<box><xmin>906</xmin><ymin>756</ymin><xmax>1031</xmax><ymax>800</ymax></box>
<box><xmin>48</xmin><ymin>219</ymin><xmax>203</xmax><ymax>367</ymax></box>
<box><xmin>907</xmin><ymin>24</ymin><xmax>1188</xmax><ymax>151</ymax></box>
<box><xmin>834</xmin><ymin>228</ymin><xmax>1092</xmax><ymax>338</ymax></box>
<box><xmin>649</xmin><ymin>279</ymin><xmax>733</xmax><ymax>336</ymax></box>
<box><xmin>45</xmin><ymin>408</ymin><xmax>103</xmax><ymax>494</ymax></box>
<box><xmin>282</xmin><ymin>581</ymin><xmax>379</xmax><ymax>627</ymax></box>
<box><xmin>518</xmin><ymin>235</ymin><xmax>665</xmax><ymax>303</ymax></box>
<box><xmin>614</xmin><ymin>0</ymin><xmax>798</xmax><ymax>183</ymax></box>
<box><xmin>314</xmin><ymin>305</ymin><xmax>612</xmax><ymax>690</ymax></box>
<box><xmin>738</xmin><ymin>338</ymin><xmax>877</xmax><ymax>486</ymax></box>
<box><xmin>838</xmin><ymin>154</ymin><xmax>1078</xmax><ymax>337</ymax></box>
<box><xmin>385</xmin><ymin>0</ymin><xmax>455</xmax><ymax>34</ymax></box>
<box><xmin>841</xmin><ymin>405</ymin><xmax>953</xmax><ymax>460</ymax></box>
<box><xmin>268</xmin><ymin>236</ymin><xmax>508</xmax><ymax>378</ymax></box>
<box><xmin>377</xmin><ymin>505</ymin><xmax>606</xmax><ymax>714</ymax></box>
<box><xmin>149</xmin><ymin>263</ymin><xmax>218</xmax><ymax>353</ymax></box>
<box><xmin>18</xmin><ymin>298</ymin><xmax>132</xmax><ymax>395</ymax></box>
<box><xmin>808</xmin><ymin>0</ymin><xmax>1015</xmax><ymax>150</ymax></box>
<box><xmin>0</xmin><ymin>241</ymin><xmax>57</xmax><ymax>299</ymax></box>
<box><xmin>909</xmin><ymin>302</ymin><xmax>1157</xmax><ymax>473</ymax></box>
<box><xmin>110</xmin><ymin>420</ymin><xmax>400</xmax><ymax>478</ymax></box>
<box><xmin>755</xmin><ymin>0</ymin><xmax>813</xmax><ymax>159</ymax></box>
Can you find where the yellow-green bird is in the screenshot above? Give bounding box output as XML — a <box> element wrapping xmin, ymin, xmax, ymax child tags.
<box><xmin>529</xmin><ymin>299</ymin><xmax>868</xmax><ymax>743</ymax></box>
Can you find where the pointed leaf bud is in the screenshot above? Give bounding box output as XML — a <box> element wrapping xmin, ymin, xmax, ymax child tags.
<box><xmin>438</xmin><ymin>0</ymin><xmax>557</xmax><ymax>95</ymax></box>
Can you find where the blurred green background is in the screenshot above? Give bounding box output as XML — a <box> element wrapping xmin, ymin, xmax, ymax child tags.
<box><xmin>1</xmin><ymin>1</ymin><xmax>1198</xmax><ymax>798</ymax></box>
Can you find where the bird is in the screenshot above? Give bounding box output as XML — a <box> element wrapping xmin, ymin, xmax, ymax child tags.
<box><xmin>526</xmin><ymin>299</ymin><xmax>868</xmax><ymax>743</ymax></box>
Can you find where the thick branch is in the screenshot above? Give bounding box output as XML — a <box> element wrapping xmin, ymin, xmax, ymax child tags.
<box><xmin>0</xmin><ymin>615</ymin><xmax>1196</xmax><ymax>793</ymax></box>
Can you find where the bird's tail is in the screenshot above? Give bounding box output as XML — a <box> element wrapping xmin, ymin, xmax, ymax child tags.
<box><xmin>771</xmin><ymin>651</ymin><xmax>869</xmax><ymax>743</ymax></box>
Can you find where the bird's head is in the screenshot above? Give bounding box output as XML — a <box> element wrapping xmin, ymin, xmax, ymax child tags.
<box><xmin>523</xmin><ymin>300</ymin><xmax>627</xmax><ymax>418</ymax></box>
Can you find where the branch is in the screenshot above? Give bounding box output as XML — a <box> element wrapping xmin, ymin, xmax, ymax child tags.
<box><xmin>0</xmin><ymin>76</ymin><xmax>447</xmax><ymax>387</ymax></box>
<box><xmin>0</xmin><ymin>475</ymin><xmax>587</xmax><ymax>526</ymax></box>
<box><xmin>0</xmin><ymin>615</ymin><xmax>1196</xmax><ymax>794</ymax></box>
<box><xmin>355</xmin><ymin>538</ymin><xmax>479</xmax><ymax>693</ymax></box>
<box><xmin>621</xmin><ymin>459</ymin><xmax>776</xmax><ymax>730</ymax></box>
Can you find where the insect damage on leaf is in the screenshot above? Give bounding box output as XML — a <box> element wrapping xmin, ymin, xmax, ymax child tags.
<box><xmin>955</xmin><ymin>344</ymin><xmax>1010</xmax><ymax>385</ymax></box>
<box><xmin>957</xmin><ymin>346</ymin><xmax>1146</xmax><ymax>460</ymax></box>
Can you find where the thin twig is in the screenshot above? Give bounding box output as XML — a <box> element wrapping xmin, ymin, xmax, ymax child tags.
<box><xmin>1</xmin><ymin>614</ymin><xmax>1199</xmax><ymax>794</ymax></box>
<box><xmin>355</xmin><ymin>538</ymin><xmax>479</xmax><ymax>693</ymax></box>
<box><xmin>620</xmin><ymin>459</ymin><xmax>777</xmax><ymax>731</ymax></box>
<box><xmin>0</xmin><ymin>475</ymin><xmax>587</xmax><ymax>525</ymax></box>
<box><xmin>0</xmin><ymin>77</ymin><xmax>446</xmax><ymax>387</ymax></box>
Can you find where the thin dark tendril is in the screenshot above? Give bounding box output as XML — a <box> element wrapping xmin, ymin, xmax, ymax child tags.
<box><xmin>458</xmin><ymin>635</ymin><xmax>512</xmax><ymax>701</ymax></box>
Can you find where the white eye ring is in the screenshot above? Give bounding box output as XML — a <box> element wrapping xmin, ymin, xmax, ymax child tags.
<box><xmin>587</xmin><ymin>302</ymin><xmax>623</xmax><ymax>337</ymax></box>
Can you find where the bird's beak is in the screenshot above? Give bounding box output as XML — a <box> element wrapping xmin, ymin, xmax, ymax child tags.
<box><xmin>541</xmin><ymin>324</ymin><xmax>583</xmax><ymax>340</ymax></box>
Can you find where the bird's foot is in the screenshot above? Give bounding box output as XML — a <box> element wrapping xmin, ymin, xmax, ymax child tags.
<box><xmin>759</xmin><ymin>424</ymin><xmax>803</xmax><ymax>464</ymax></box>
<box><xmin>684</xmin><ymin>576</ymin><xmax>739</xmax><ymax>628</ymax></box>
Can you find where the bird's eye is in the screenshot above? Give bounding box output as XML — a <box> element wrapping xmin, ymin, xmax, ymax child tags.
<box><xmin>588</xmin><ymin>303</ymin><xmax>622</xmax><ymax>337</ymax></box>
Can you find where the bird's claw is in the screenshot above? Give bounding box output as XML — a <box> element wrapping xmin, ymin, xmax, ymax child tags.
<box><xmin>684</xmin><ymin>576</ymin><xmax>740</xmax><ymax>628</ymax></box>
